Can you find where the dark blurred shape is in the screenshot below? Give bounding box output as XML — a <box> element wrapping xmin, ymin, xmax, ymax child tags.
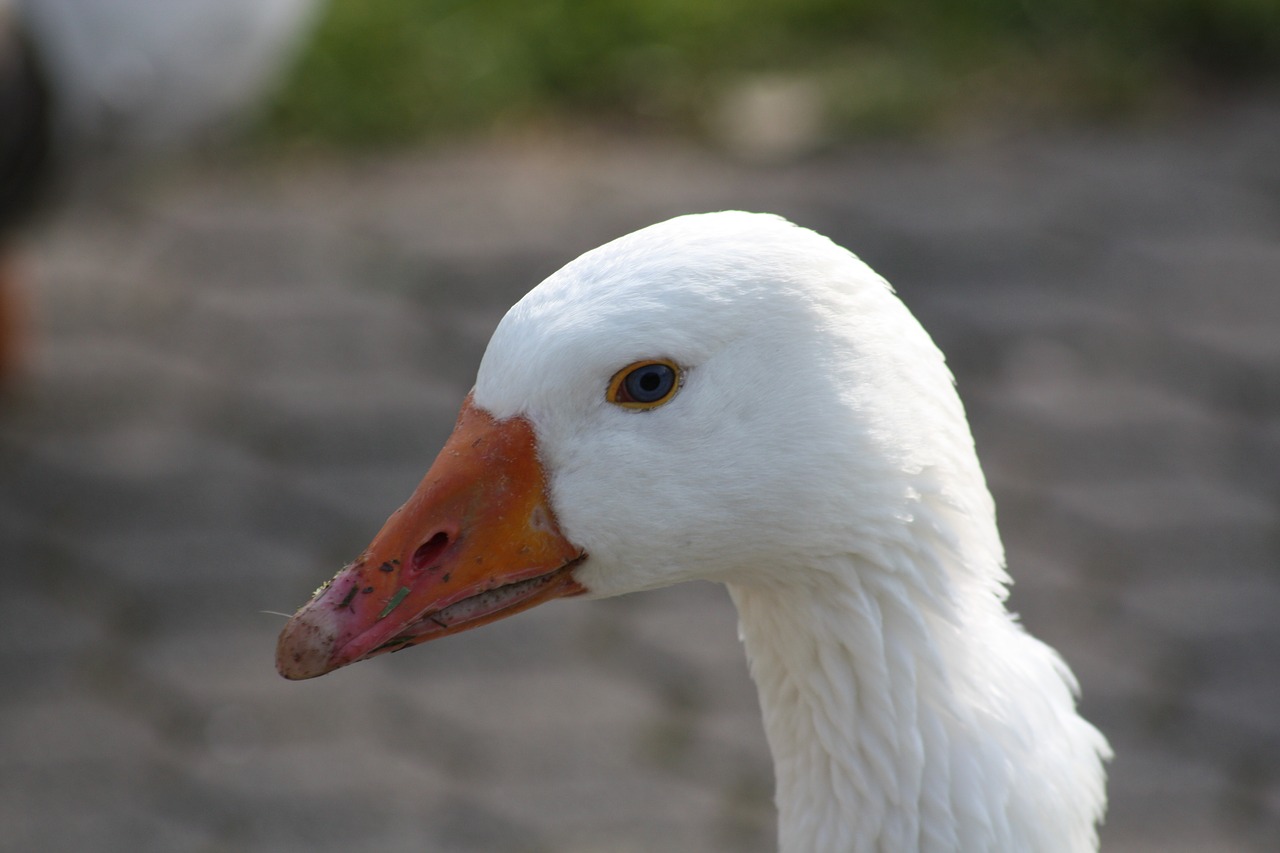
<box><xmin>0</xmin><ymin>7</ymin><xmax>51</xmax><ymax>235</ymax></box>
<box><xmin>0</xmin><ymin>3</ymin><xmax>50</xmax><ymax>378</ymax></box>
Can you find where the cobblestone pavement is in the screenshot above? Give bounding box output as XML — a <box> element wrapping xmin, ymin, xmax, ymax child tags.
<box><xmin>2</xmin><ymin>96</ymin><xmax>1279</xmax><ymax>852</ymax></box>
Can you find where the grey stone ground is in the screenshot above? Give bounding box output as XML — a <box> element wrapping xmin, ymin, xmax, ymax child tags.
<box><xmin>2</xmin><ymin>95</ymin><xmax>1279</xmax><ymax>852</ymax></box>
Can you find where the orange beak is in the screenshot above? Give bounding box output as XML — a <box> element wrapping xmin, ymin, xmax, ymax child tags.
<box><xmin>276</xmin><ymin>394</ymin><xmax>586</xmax><ymax>680</ymax></box>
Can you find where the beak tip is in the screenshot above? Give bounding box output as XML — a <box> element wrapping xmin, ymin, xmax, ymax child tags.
<box><xmin>275</xmin><ymin>607</ymin><xmax>342</xmax><ymax>680</ymax></box>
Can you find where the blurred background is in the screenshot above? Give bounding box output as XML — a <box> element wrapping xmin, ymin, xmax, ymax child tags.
<box><xmin>2</xmin><ymin>1</ymin><xmax>1279</xmax><ymax>850</ymax></box>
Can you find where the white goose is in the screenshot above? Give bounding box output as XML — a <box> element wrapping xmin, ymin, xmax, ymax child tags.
<box><xmin>277</xmin><ymin>211</ymin><xmax>1111</xmax><ymax>852</ymax></box>
<box><xmin>0</xmin><ymin>0</ymin><xmax>320</xmax><ymax>379</ymax></box>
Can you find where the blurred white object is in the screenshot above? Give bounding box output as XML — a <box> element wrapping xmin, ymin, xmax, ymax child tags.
<box><xmin>0</xmin><ymin>0</ymin><xmax>322</xmax><ymax>381</ymax></box>
<box><xmin>712</xmin><ymin>73</ymin><xmax>826</xmax><ymax>162</ymax></box>
<box><xmin>15</xmin><ymin>0</ymin><xmax>321</xmax><ymax>154</ymax></box>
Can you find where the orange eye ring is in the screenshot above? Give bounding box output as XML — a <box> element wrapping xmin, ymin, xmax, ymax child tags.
<box><xmin>608</xmin><ymin>359</ymin><xmax>683</xmax><ymax>410</ymax></box>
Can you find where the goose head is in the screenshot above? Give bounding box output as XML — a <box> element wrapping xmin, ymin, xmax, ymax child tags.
<box><xmin>276</xmin><ymin>212</ymin><xmax>1109</xmax><ymax>851</ymax></box>
<box><xmin>276</xmin><ymin>211</ymin><xmax>993</xmax><ymax>677</ymax></box>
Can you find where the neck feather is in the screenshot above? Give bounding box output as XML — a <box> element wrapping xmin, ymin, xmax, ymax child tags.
<box><xmin>726</xmin><ymin>535</ymin><xmax>1108</xmax><ymax>853</ymax></box>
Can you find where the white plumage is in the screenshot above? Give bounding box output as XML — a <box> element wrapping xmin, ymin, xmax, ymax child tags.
<box><xmin>476</xmin><ymin>212</ymin><xmax>1110</xmax><ymax>851</ymax></box>
<box><xmin>279</xmin><ymin>210</ymin><xmax>1111</xmax><ymax>851</ymax></box>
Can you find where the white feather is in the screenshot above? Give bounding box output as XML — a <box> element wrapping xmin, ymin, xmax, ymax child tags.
<box><xmin>475</xmin><ymin>211</ymin><xmax>1110</xmax><ymax>852</ymax></box>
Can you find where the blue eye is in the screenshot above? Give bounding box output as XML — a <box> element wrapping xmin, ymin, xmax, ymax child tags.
<box><xmin>625</xmin><ymin>363</ymin><xmax>675</xmax><ymax>402</ymax></box>
<box><xmin>609</xmin><ymin>360</ymin><xmax>682</xmax><ymax>409</ymax></box>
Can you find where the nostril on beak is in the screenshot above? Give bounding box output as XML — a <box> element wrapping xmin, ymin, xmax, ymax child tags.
<box><xmin>411</xmin><ymin>531</ymin><xmax>450</xmax><ymax>572</ymax></box>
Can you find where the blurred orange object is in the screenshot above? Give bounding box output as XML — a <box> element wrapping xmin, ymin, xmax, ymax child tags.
<box><xmin>0</xmin><ymin>251</ymin><xmax>25</xmax><ymax>381</ymax></box>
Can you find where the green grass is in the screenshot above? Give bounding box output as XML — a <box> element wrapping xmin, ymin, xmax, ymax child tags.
<box><xmin>263</xmin><ymin>0</ymin><xmax>1280</xmax><ymax>147</ymax></box>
